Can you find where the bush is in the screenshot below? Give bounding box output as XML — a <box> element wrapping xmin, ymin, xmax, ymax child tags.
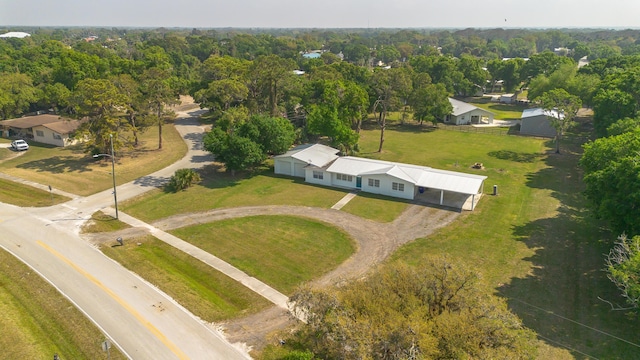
<box><xmin>167</xmin><ymin>168</ymin><xmax>201</xmax><ymax>192</ymax></box>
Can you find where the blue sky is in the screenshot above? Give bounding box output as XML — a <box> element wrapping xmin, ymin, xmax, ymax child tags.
<box><xmin>1</xmin><ymin>0</ymin><xmax>639</xmax><ymax>28</ymax></box>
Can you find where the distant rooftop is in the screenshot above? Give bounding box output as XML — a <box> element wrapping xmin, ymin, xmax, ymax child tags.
<box><xmin>0</xmin><ymin>32</ymin><xmax>31</xmax><ymax>38</ymax></box>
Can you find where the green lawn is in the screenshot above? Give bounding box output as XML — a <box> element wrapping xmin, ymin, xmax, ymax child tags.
<box><xmin>170</xmin><ymin>215</ymin><xmax>356</xmax><ymax>294</ymax></box>
<box><xmin>100</xmin><ymin>235</ymin><xmax>272</xmax><ymax>322</ymax></box>
<box><xmin>0</xmin><ymin>249</ymin><xmax>126</xmax><ymax>360</ymax></box>
<box><xmin>122</xmin><ymin>167</ymin><xmax>349</xmax><ymax>222</ymax></box>
<box><xmin>371</xmin><ymin>121</ymin><xmax>640</xmax><ymax>358</ymax></box>
<box><xmin>466</xmin><ymin>97</ymin><xmax>529</xmax><ymax>120</ymax></box>
<box><xmin>340</xmin><ymin>192</ymin><xmax>410</xmax><ymax>222</ymax></box>
<box><xmin>0</xmin><ymin>123</ymin><xmax>187</xmax><ymax>196</ymax></box>
<box><xmin>0</xmin><ymin>178</ymin><xmax>69</xmax><ymax>207</ymax></box>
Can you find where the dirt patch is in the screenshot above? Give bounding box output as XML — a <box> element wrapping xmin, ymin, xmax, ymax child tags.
<box><xmin>171</xmin><ymin>95</ymin><xmax>201</xmax><ymax>113</ymax></box>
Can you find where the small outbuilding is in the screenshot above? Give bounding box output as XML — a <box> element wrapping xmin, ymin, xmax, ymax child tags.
<box><xmin>444</xmin><ymin>98</ymin><xmax>495</xmax><ymax>125</ymax></box>
<box><xmin>500</xmin><ymin>93</ymin><xmax>517</xmax><ymax>104</ymax></box>
<box><xmin>520</xmin><ymin>108</ymin><xmax>559</xmax><ymax>138</ymax></box>
<box><xmin>0</xmin><ymin>114</ymin><xmax>84</xmax><ymax>147</ymax></box>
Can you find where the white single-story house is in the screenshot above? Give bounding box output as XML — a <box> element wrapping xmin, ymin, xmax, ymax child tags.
<box><xmin>500</xmin><ymin>93</ymin><xmax>517</xmax><ymax>104</ymax></box>
<box><xmin>275</xmin><ymin>144</ymin><xmax>488</xmax><ymax>211</ymax></box>
<box><xmin>0</xmin><ymin>114</ymin><xmax>85</xmax><ymax>147</ymax></box>
<box><xmin>520</xmin><ymin>108</ymin><xmax>559</xmax><ymax>138</ymax></box>
<box><xmin>274</xmin><ymin>143</ymin><xmax>340</xmax><ymax>178</ymax></box>
<box><xmin>444</xmin><ymin>98</ymin><xmax>495</xmax><ymax>125</ymax></box>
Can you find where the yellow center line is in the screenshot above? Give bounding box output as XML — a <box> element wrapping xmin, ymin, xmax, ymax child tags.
<box><xmin>37</xmin><ymin>240</ymin><xmax>189</xmax><ymax>359</ymax></box>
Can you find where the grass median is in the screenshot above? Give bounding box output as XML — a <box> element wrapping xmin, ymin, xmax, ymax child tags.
<box><xmin>0</xmin><ymin>249</ymin><xmax>126</xmax><ymax>360</ymax></box>
<box><xmin>0</xmin><ymin>178</ymin><xmax>69</xmax><ymax>206</ymax></box>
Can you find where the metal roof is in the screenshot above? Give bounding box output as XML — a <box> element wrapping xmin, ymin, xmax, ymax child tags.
<box><xmin>521</xmin><ymin>108</ymin><xmax>563</xmax><ymax>119</ymax></box>
<box><xmin>448</xmin><ymin>98</ymin><xmax>494</xmax><ymax>117</ymax></box>
<box><xmin>326</xmin><ymin>156</ymin><xmax>487</xmax><ymax>195</ymax></box>
<box><xmin>275</xmin><ymin>143</ymin><xmax>340</xmax><ymax>168</ymax></box>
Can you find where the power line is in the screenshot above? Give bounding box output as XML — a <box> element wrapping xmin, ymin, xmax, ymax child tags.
<box><xmin>511</xmin><ymin>298</ymin><xmax>640</xmax><ymax>350</ymax></box>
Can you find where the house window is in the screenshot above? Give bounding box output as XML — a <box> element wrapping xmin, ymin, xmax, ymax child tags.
<box><xmin>368</xmin><ymin>178</ymin><xmax>380</xmax><ymax>187</ymax></box>
<box><xmin>53</xmin><ymin>133</ymin><xmax>62</xmax><ymax>140</ymax></box>
<box><xmin>337</xmin><ymin>173</ymin><xmax>353</xmax><ymax>182</ymax></box>
<box><xmin>36</xmin><ymin>130</ymin><xmax>44</xmax><ymax>137</ymax></box>
<box><xmin>392</xmin><ymin>182</ymin><xmax>405</xmax><ymax>192</ymax></box>
<box><xmin>313</xmin><ymin>171</ymin><xmax>324</xmax><ymax>180</ymax></box>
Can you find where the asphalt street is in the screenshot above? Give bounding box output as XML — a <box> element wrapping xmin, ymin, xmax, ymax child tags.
<box><xmin>0</xmin><ymin>110</ymin><xmax>250</xmax><ymax>359</ymax></box>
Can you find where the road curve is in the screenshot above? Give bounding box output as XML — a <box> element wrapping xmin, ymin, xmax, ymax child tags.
<box><xmin>1</xmin><ymin>110</ymin><xmax>250</xmax><ymax>359</ymax></box>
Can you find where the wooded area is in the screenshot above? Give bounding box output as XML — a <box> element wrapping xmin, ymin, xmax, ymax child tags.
<box><xmin>3</xmin><ymin>25</ymin><xmax>640</xmax><ymax>356</ymax></box>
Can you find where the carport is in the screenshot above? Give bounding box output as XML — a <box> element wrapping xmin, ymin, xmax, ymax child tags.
<box><xmin>414</xmin><ymin>169</ymin><xmax>486</xmax><ymax>211</ymax></box>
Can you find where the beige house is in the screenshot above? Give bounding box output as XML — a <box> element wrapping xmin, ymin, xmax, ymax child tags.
<box><xmin>0</xmin><ymin>114</ymin><xmax>84</xmax><ymax>147</ymax></box>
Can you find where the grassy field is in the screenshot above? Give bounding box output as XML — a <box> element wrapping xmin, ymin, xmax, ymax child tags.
<box><xmin>363</xmin><ymin>119</ymin><xmax>640</xmax><ymax>358</ymax></box>
<box><xmin>0</xmin><ymin>123</ymin><xmax>186</xmax><ymax>196</ymax></box>
<box><xmin>99</xmin><ymin>235</ymin><xmax>272</xmax><ymax>321</ymax></box>
<box><xmin>340</xmin><ymin>191</ymin><xmax>410</xmax><ymax>222</ymax></box>
<box><xmin>0</xmin><ymin>249</ymin><xmax>126</xmax><ymax>360</ymax></box>
<box><xmin>170</xmin><ymin>215</ymin><xmax>356</xmax><ymax>294</ymax></box>
<box><xmin>466</xmin><ymin>97</ymin><xmax>529</xmax><ymax>120</ymax></box>
<box><xmin>0</xmin><ymin>178</ymin><xmax>69</xmax><ymax>206</ymax></box>
<box><xmin>122</xmin><ymin>167</ymin><xmax>347</xmax><ymax>222</ymax></box>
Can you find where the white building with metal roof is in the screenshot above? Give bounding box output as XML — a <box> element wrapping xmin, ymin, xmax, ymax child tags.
<box><xmin>520</xmin><ymin>108</ymin><xmax>560</xmax><ymax>138</ymax></box>
<box><xmin>275</xmin><ymin>144</ymin><xmax>488</xmax><ymax>210</ymax></box>
<box><xmin>445</xmin><ymin>98</ymin><xmax>495</xmax><ymax>125</ymax></box>
<box><xmin>274</xmin><ymin>143</ymin><xmax>340</xmax><ymax>178</ymax></box>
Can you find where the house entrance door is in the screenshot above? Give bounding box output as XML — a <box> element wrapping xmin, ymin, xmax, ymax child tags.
<box><xmin>356</xmin><ymin>176</ymin><xmax>362</xmax><ymax>188</ymax></box>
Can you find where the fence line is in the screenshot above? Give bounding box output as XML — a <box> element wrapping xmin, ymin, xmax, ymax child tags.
<box><xmin>437</xmin><ymin>124</ymin><xmax>514</xmax><ymax>136</ymax></box>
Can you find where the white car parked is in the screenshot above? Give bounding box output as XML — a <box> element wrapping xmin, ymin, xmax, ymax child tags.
<box><xmin>11</xmin><ymin>139</ymin><xmax>29</xmax><ymax>151</ymax></box>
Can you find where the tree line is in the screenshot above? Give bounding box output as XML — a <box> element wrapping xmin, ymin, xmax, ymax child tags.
<box><xmin>4</xmin><ymin>26</ymin><xmax>640</xmax><ymax>334</ymax></box>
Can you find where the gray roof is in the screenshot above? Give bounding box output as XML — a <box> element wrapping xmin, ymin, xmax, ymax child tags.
<box><xmin>275</xmin><ymin>143</ymin><xmax>340</xmax><ymax>168</ymax></box>
<box><xmin>326</xmin><ymin>156</ymin><xmax>487</xmax><ymax>195</ymax></box>
<box><xmin>448</xmin><ymin>98</ymin><xmax>494</xmax><ymax>117</ymax></box>
<box><xmin>521</xmin><ymin>108</ymin><xmax>563</xmax><ymax>119</ymax></box>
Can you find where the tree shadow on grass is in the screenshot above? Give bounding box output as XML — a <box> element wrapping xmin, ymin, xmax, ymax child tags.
<box><xmin>497</xmin><ymin>139</ymin><xmax>640</xmax><ymax>358</ymax></box>
<box><xmin>488</xmin><ymin>150</ymin><xmax>545</xmax><ymax>163</ymax></box>
<box><xmin>16</xmin><ymin>155</ymin><xmax>93</xmax><ymax>173</ymax></box>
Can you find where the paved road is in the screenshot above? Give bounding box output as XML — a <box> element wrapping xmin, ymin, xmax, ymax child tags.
<box><xmin>0</xmin><ymin>110</ymin><xmax>250</xmax><ymax>359</ymax></box>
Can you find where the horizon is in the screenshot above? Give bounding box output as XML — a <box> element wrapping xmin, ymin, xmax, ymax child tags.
<box><xmin>2</xmin><ymin>0</ymin><xmax>640</xmax><ymax>29</ymax></box>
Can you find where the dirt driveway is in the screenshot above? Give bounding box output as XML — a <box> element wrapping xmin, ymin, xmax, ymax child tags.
<box><xmin>88</xmin><ymin>203</ymin><xmax>460</xmax><ymax>349</ymax></box>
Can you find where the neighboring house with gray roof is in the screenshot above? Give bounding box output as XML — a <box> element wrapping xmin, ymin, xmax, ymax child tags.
<box><xmin>275</xmin><ymin>144</ymin><xmax>488</xmax><ymax>211</ymax></box>
<box><xmin>520</xmin><ymin>108</ymin><xmax>559</xmax><ymax>138</ymax></box>
<box><xmin>0</xmin><ymin>114</ymin><xmax>84</xmax><ymax>147</ymax></box>
<box><xmin>444</xmin><ymin>98</ymin><xmax>495</xmax><ymax>125</ymax></box>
